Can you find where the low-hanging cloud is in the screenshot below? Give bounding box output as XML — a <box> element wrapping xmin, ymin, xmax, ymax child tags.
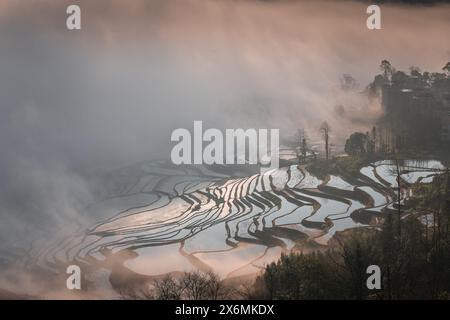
<box><xmin>0</xmin><ymin>0</ymin><xmax>449</xmax><ymax>252</ymax></box>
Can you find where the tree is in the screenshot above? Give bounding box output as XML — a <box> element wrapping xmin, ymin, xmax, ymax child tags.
<box><xmin>153</xmin><ymin>270</ymin><xmax>232</xmax><ymax>300</ymax></box>
<box><xmin>380</xmin><ymin>60</ymin><xmax>394</xmax><ymax>81</ymax></box>
<box><xmin>345</xmin><ymin>132</ymin><xmax>368</xmax><ymax>156</ymax></box>
<box><xmin>154</xmin><ymin>275</ymin><xmax>182</xmax><ymax>300</ymax></box>
<box><xmin>409</xmin><ymin>66</ymin><xmax>422</xmax><ymax>77</ymax></box>
<box><xmin>320</xmin><ymin>122</ymin><xmax>331</xmax><ymax>161</ymax></box>
<box><xmin>261</xmin><ymin>252</ymin><xmax>338</xmax><ymax>299</ymax></box>
<box><xmin>341</xmin><ymin>74</ymin><xmax>358</xmax><ymax>91</ymax></box>
<box><xmin>371</xmin><ymin>126</ymin><xmax>377</xmax><ymax>153</ymax></box>
<box><xmin>391</xmin><ymin>70</ymin><xmax>409</xmax><ymax>88</ymax></box>
<box><xmin>431</xmin><ymin>72</ymin><xmax>446</xmax><ymax>85</ymax></box>
<box><xmin>442</xmin><ymin>62</ymin><xmax>450</xmax><ymax>76</ymax></box>
<box><xmin>339</xmin><ymin>234</ymin><xmax>379</xmax><ymax>299</ymax></box>
<box><xmin>297</xmin><ymin>129</ymin><xmax>309</xmax><ymax>164</ymax></box>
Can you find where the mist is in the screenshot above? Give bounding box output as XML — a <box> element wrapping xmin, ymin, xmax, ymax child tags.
<box><xmin>0</xmin><ymin>0</ymin><xmax>449</xmax><ymax>251</ymax></box>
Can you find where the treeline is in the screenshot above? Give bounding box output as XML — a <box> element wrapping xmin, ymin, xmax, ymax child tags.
<box><xmin>122</xmin><ymin>270</ymin><xmax>238</xmax><ymax>300</ymax></box>
<box><xmin>368</xmin><ymin>60</ymin><xmax>450</xmax><ymax>98</ymax></box>
<box><xmin>249</xmin><ymin>217</ymin><xmax>449</xmax><ymax>299</ymax></box>
<box><xmin>144</xmin><ymin>171</ymin><xmax>450</xmax><ymax>300</ymax></box>
<box><xmin>148</xmin><ymin>211</ymin><xmax>450</xmax><ymax>300</ymax></box>
<box><xmin>345</xmin><ymin>61</ymin><xmax>450</xmax><ymax>157</ymax></box>
<box><xmin>248</xmin><ymin>172</ymin><xmax>450</xmax><ymax>300</ymax></box>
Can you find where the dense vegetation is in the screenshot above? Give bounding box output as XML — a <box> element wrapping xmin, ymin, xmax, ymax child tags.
<box><xmin>345</xmin><ymin>61</ymin><xmax>450</xmax><ymax>157</ymax></box>
<box><xmin>148</xmin><ymin>61</ymin><xmax>450</xmax><ymax>300</ymax></box>
<box><xmin>148</xmin><ymin>170</ymin><xmax>450</xmax><ymax>300</ymax></box>
<box><xmin>247</xmin><ymin>171</ymin><xmax>450</xmax><ymax>300</ymax></box>
<box><xmin>151</xmin><ymin>116</ymin><xmax>450</xmax><ymax>301</ymax></box>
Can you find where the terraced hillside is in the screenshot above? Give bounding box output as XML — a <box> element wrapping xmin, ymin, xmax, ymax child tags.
<box><xmin>20</xmin><ymin>159</ymin><xmax>445</xmax><ymax>295</ymax></box>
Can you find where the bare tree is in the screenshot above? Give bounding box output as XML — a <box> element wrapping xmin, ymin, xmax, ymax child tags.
<box><xmin>203</xmin><ymin>270</ymin><xmax>234</xmax><ymax>299</ymax></box>
<box><xmin>154</xmin><ymin>275</ymin><xmax>182</xmax><ymax>300</ymax></box>
<box><xmin>153</xmin><ymin>271</ymin><xmax>232</xmax><ymax>300</ymax></box>
<box><xmin>181</xmin><ymin>270</ymin><xmax>232</xmax><ymax>300</ymax></box>
<box><xmin>297</xmin><ymin>129</ymin><xmax>308</xmax><ymax>164</ymax></box>
<box><xmin>395</xmin><ymin>159</ymin><xmax>402</xmax><ymax>237</ymax></box>
<box><xmin>180</xmin><ymin>271</ymin><xmax>209</xmax><ymax>300</ymax></box>
<box><xmin>320</xmin><ymin>121</ymin><xmax>331</xmax><ymax>161</ymax></box>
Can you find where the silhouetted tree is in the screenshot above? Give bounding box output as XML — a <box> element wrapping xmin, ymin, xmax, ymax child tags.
<box><xmin>341</xmin><ymin>74</ymin><xmax>358</xmax><ymax>91</ymax></box>
<box><xmin>154</xmin><ymin>275</ymin><xmax>182</xmax><ymax>300</ymax></box>
<box><xmin>380</xmin><ymin>60</ymin><xmax>394</xmax><ymax>81</ymax></box>
<box><xmin>442</xmin><ymin>62</ymin><xmax>450</xmax><ymax>76</ymax></box>
<box><xmin>320</xmin><ymin>122</ymin><xmax>331</xmax><ymax>161</ymax></box>
<box><xmin>345</xmin><ymin>132</ymin><xmax>368</xmax><ymax>156</ymax></box>
<box><xmin>153</xmin><ymin>270</ymin><xmax>232</xmax><ymax>300</ymax></box>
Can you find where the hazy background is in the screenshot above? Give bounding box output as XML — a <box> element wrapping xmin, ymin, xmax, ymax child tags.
<box><xmin>0</xmin><ymin>0</ymin><xmax>449</xmax><ymax>251</ymax></box>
